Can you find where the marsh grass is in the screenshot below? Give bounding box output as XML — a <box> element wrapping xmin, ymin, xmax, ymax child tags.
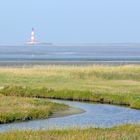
<box><xmin>1</xmin><ymin>65</ymin><xmax>140</xmax><ymax>139</ymax></box>
<box><xmin>0</xmin><ymin>124</ymin><xmax>140</xmax><ymax>140</ymax></box>
<box><xmin>0</xmin><ymin>95</ymin><xmax>67</xmax><ymax>124</ymax></box>
<box><xmin>1</xmin><ymin>85</ymin><xmax>140</xmax><ymax>109</ymax></box>
<box><xmin>0</xmin><ymin>66</ymin><xmax>140</xmax><ymax>117</ymax></box>
<box><xmin>0</xmin><ymin>65</ymin><xmax>140</xmax><ymax>89</ymax></box>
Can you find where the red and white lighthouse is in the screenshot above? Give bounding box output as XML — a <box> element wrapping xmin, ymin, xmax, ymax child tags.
<box><xmin>27</xmin><ymin>28</ymin><xmax>37</xmax><ymax>45</ymax></box>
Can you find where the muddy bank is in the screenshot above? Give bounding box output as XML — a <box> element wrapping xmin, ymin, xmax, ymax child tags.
<box><xmin>50</xmin><ymin>107</ymin><xmax>85</xmax><ymax>118</ymax></box>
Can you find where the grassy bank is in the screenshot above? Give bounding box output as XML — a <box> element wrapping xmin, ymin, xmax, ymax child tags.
<box><xmin>0</xmin><ymin>124</ymin><xmax>140</xmax><ymax>140</ymax></box>
<box><xmin>0</xmin><ymin>94</ymin><xmax>67</xmax><ymax>124</ymax></box>
<box><xmin>1</xmin><ymin>85</ymin><xmax>140</xmax><ymax>109</ymax></box>
<box><xmin>0</xmin><ymin>65</ymin><xmax>140</xmax><ymax>109</ymax></box>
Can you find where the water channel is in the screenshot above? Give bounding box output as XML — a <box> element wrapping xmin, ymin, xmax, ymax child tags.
<box><xmin>1</xmin><ymin>99</ymin><xmax>140</xmax><ymax>132</ymax></box>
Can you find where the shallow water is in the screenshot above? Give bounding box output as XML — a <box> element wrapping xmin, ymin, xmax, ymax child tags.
<box><xmin>0</xmin><ymin>45</ymin><xmax>140</xmax><ymax>62</ymax></box>
<box><xmin>1</xmin><ymin>100</ymin><xmax>140</xmax><ymax>132</ymax></box>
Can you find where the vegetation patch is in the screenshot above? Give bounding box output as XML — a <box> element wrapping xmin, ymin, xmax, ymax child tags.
<box><xmin>0</xmin><ymin>124</ymin><xmax>140</xmax><ymax>140</ymax></box>
<box><xmin>1</xmin><ymin>85</ymin><xmax>140</xmax><ymax>109</ymax></box>
<box><xmin>0</xmin><ymin>94</ymin><xmax>67</xmax><ymax>124</ymax></box>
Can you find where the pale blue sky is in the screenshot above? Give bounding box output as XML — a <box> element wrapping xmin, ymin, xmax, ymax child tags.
<box><xmin>0</xmin><ymin>0</ymin><xmax>140</xmax><ymax>44</ymax></box>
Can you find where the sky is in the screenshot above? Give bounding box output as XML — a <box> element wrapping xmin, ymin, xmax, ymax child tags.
<box><xmin>0</xmin><ymin>0</ymin><xmax>140</xmax><ymax>44</ymax></box>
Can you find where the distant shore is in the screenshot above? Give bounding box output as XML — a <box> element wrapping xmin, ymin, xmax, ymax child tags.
<box><xmin>0</xmin><ymin>60</ymin><xmax>140</xmax><ymax>67</ymax></box>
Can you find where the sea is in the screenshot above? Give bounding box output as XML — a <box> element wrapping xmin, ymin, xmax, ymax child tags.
<box><xmin>0</xmin><ymin>44</ymin><xmax>140</xmax><ymax>66</ymax></box>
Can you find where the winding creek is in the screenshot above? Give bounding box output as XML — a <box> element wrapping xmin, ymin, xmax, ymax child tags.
<box><xmin>1</xmin><ymin>99</ymin><xmax>140</xmax><ymax>132</ymax></box>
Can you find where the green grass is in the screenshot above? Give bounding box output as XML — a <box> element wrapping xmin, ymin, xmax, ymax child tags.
<box><xmin>0</xmin><ymin>94</ymin><xmax>67</xmax><ymax>124</ymax></box>
<box><xmin>0</xmin><ymin>65</ymin><xmax>140</xmax><ymax>90</ymax></box>
<box><xmin>0</xmin><ymin>65</ymin><xmax>140</xmax><ymax>109</ymax></box>
<box><xmin>0</xmin><ymin>124</ymin><xmax>140</xmax><ymax>140</ymax></box>
<box><xmin>1</xmin><ymin>85</ymin><xmax>140</xmax><ymax>109</ymax></box>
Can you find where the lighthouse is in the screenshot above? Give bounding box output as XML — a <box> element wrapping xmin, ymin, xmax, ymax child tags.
<box><xmin>31</xmin><ymin>28</ymin><xmax>35</xmax><ymax>43</ymax></box>
<box><xmin>26</xmin><ymin>28</ymin><xmax>52</xmax><ymax>46</ymax></box>
<box><xmin>27</xmin><ymin>28</ymin><xmax>37</xmax><ymax>45</ymax></box>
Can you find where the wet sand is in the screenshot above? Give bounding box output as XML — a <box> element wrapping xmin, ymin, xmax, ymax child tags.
<box><xmin>50</xmin><ymin>107</ymin><xmax>85</xmax><ymax>118</ymax></box>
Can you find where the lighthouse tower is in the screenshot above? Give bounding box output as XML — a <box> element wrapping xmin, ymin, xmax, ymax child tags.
<box><xmin>31</xmin><ymin>28</ymin><xmax>35</xmax><ymax>43</ymax></box>
<box><xmin>30</xmin><ymin>28</ymin><xmax>36</xmax><ymax>44</ymax></box>
<box><xmin>27</xmin><ymin>28</ymin><xmax>37</xmax><ymax>45</ymax></box>
<box><xmin>26</xmin><ymin>28</ymin><xmax>52</xmax><ymax>46</ymax></box>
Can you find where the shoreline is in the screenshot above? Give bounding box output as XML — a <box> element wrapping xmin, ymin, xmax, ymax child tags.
<box><xmin>0</xmin><ymin>60</ymin><xmax>140</xmax><ymax>67</ymax></box>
